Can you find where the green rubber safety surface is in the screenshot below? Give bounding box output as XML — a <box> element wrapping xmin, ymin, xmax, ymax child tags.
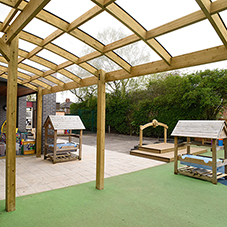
<box><xmin>1</xmin><ymin>154</ymin><xmax>227</xmax><ymax>227</ymax></box>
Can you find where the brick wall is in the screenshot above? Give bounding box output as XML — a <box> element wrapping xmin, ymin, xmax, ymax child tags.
<box><xmin>0</xmin><ymin>93</ymin><xmax>56</xmax><ymax>153</ymax></box>
<box><xmin>42</xmin><ymin>93</ymin><xmax>56</xmax><ymax>152</ymax></box>
<box><xmin>0</xmin><ymin>95</ymin><xmax>27</xmax><ymax>132</ymax></box>
<box><xmin>0</xmin><ymin>95</ymin><xmax>6</xmax><ymax>131</ymax></box>
<box><xmin>18</xmin><ymin>96</ymin><xmax>27</xmax><ymax>132</ymax></box>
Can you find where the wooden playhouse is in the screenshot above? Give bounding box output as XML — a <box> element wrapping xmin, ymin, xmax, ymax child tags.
<box><xmin>171</xmin><ymin>120</ymin><xmax>227</xmax><ymax>184</ymax></box>
<box><xmin>43</xmin><ymin>115</ymin><xmax>85</xmax><ymax>164</ymax></box>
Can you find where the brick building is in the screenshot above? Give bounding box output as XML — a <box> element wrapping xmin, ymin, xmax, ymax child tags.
<box><xmin>60</xmin><ymin>98</ymin><xmax>73</xmax><ymax>114</ymax></box>
<box><xmin>0</xmin><ymin>79</ymin><xmax>56</xmax><ymax>154</ymax></box>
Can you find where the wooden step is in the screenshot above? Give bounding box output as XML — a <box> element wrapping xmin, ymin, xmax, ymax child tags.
<box><xmin>138</xmin><ymin>142</ymin><xmax>186</xmax><ymax>154</ymax></box>
<box><xmin>130</xmin><ymin>146</ymin><xmax>207</xmax><ymax>163</ymax></box>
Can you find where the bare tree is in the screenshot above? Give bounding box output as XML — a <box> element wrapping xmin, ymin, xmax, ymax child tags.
<box><xmin>69</xmin><ymin>27</ymin><xmax>151</xmax><ymax>100</ymax></box>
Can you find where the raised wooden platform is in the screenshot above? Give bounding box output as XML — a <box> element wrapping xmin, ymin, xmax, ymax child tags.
<box><xmin>138</xmin><ymin>142</ymin><xmax>185</xmax><ymax>154</ymax></box>
<box><xmin>45</xmin><ymin>152</ymin><xmax>79</xmax><ymax>164</ymax></box>
<box><xmin>178</xmin><ymin>166</ymin><xmax>227</xmax><ymax>181</ymax></box>
<box><xmin>130</xmin><ymin>146</ymin><xmax>207</xmax><ymax>163</ymax></box>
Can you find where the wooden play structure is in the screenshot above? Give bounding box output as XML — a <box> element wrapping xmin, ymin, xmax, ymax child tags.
<box><xmin>131</xmin><ymin>119</ymin><xmax>206</xmax><ymax>162</ymax></box>
<box><xmin>172</xmin><ymin>120</ymin><xmax>227</xmax><ymax>184</ymax></box>
<box><xmin>139</xmin><ymin>119</ymin><xmax>168</xmax><ymax>147</ymax></box>
<box><xmin>43</xmin><ymin>115</ymin><xmax>85</xmax><ymax>164</ymax></box>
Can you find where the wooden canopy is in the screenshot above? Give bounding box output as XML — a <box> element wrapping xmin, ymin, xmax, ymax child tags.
<box><xmin>1</xmin><ymin>0</ymin><xmax>227</xmax><ymax>212</ymax></box>
<box><xmin>0</xmin><ymin>0</ymin><xmax>227</xmax><ymax>93</ymax></box>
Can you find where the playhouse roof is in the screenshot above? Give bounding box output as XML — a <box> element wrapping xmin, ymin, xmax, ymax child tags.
<box><xmin>43</xmin><ymin>115</ymin><xmax>85</xmax><ymax>130</ymax></box>
<box><xmin>171</xmin><ymin>120</ymin><xmax>227</xmax><ymax>139</ymax></box>
<box><xmin>0</xmin><ymin>1</ymin><xmax>227</xmax><ymax>95</ymax></box>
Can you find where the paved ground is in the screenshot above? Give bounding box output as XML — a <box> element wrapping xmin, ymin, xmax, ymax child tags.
<box><xmin>76</xmin><ymin>133</ymin><xmax>159</xmax><ymax>153</ymax></box>
<box><xmin>0</xmin><ymin>134</ymin><xmax>163</xmax><ymax>200</ymax></box>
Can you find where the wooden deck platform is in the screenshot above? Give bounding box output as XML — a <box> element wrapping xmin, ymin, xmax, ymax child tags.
<box><xmin>130</xmin><ymin>146</ymin><xmax>207</xmax><ymax>163</ymax></box>
<box><xmin>138</xmin><ymin>142</ymin><xmax>185</xmax><ymax>153</ymax></box>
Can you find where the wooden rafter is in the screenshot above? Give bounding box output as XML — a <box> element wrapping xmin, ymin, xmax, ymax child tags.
<box><xmin>2</xmin><ymin>0</ymin><xmax>130</xmax><ymax>74</ymax></box>
<box><xmin>3</xmin><ymin>0</ymin><xmax>51</xmax><ymax>44</ymax></box>
<box><xmin>0</xmin><ymin>52</ymin><xmax>66</xmax><ymax>89</ymax></box>
<box><xmin>70</xmin><ymin>28</ymin><xmax>132</xmax><ymax>72</ymax></box>
<box><xmin>19</xmin><ymin>49</ymin><xmax>81</xmax><ymax>84</ymax></box>
<box><xmin>0</xmin><ymin>0</ymin><xmax>226</xmax><ymax>94</ymax></box>
<box><xmin>0</xmin><ymin>64</ymin><xmax>55</xmax><ymax>89</ymax></box>
<box><xmin>67</xmin><ymin>5</ymin><xmax>103</xmax><ymax>32</ymax></box>
<box><xmin>42</xmin><ymin>44</ymin><xmax>227</xmax><ymax>95</ymax></box>
<box><xmin>2</xmin><ymin>1</ymin><xmax>132</xmax><ymax>73</ymax></box>
<box><xmin>196</xmin><ymin>0</ymin><xmax>227</xmax><ymax>48</ymax></box>
<box><xmin>1</xmin><ymin>8</ymin><xmax>19</xmax><ymax>32</ymax></box>
<box><xmin>1</xmin><ymin>0</ymin><xmax>23</xmax><ymax>32</ymax></box>
<box><xmin>211</xmin><ymin>0</ymin><xmax>227</xmax><ymax>14</ymax></box>
<box><xmin>105</xmin><ymin>3</ymin><xmax>172</xmax><ymax>65</ymax></box>
<box><xmin>18</xmin><ymin>30</ymin><xmax>97</xmax><ymax>77</ymax></box>
<box><xmin>91</xmin><ymin>0</ymin><xmax>116</xmax><ymax>7</ymax></box>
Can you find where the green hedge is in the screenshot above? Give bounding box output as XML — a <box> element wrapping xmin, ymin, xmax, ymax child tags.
<box><xmin>70</xmin><ymin>69</ymin><xmax>227</xmax><ymax>138</ymax></box>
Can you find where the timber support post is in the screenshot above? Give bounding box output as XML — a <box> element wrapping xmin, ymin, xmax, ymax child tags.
<box><xmin>212</xmin><ymin>139</ymin><xmax>217</xmax><ymax>184</ymax></box>
<box><xmin>174</xmin><ymin>136</ymin><xmax>178</xmax><ymax>175</ymax></box>
<box><xmin>5</xmin><ymin>36</ymin><xmax>19</xmax><ymax>212</ymax></box>
<box><xmin>96</xmin><ymin>69</ymin><xmax>106</xmax><ymax>190</ymax></box>
<box><xmin>36</xmin><ymin>87</ymin><xmax>43</xmax><ymax>157</ymax></box>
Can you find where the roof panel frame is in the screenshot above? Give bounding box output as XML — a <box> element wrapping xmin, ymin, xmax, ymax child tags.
<box><xmin>0</xmin><ymin>0</ymin><xmax>227</xmax><ymax>94</ymax></box>
<box><xmin>3</xmin><ymin>0</ymin><xmax>51</xmax><ymax>44</ymax></box>
<box><xmin>104</xmin><ymin>2</ymin><xmax>172</xmax><ymax>65</ymax></box>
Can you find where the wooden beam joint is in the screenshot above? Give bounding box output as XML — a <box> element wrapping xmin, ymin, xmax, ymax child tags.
<box><xmin>0</xmin><ymin>38</ymin><xmax>10</xmax><ymax>61</ymax></box>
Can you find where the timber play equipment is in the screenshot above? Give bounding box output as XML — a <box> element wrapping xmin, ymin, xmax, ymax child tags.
<box><xmin>43</xmin><ymin>115</ymin><xmax>85</xmax><ymax>164</ymax></box>
<box><xmin>139</xmin><ymin>119</ymin><xmax>168</xmax><ymax>147</ymax></box>
<box><xmin>171</xmin><ymin>120</ymin><xmax>227</xmax><ymax>184</ymax></box>
<box><xmin>131</xmin><ymin>119</ymin><xmax>206</xmax><ymax>162</ymax></box>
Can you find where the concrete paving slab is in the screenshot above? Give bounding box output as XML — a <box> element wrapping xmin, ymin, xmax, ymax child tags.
<box><xmin>0</xmin><ymin>134</ymin><xmax>164</xmax><ymax>200</ymax></box>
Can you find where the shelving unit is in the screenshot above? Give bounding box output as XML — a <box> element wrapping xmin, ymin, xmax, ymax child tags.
<box><xmin>171</xmin><ymin>120</ymin><xmax>227</xmax><ymax>184</ymax></box>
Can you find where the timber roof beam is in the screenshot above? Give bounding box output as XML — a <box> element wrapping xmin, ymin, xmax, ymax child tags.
<box><xmin>2</xmin><ymin>0</ymin><xmax>51</xmax><ymax>44</ymax></box>
<box><xmin>196</xmin><ymin>0</ymin><xmax>227</xmax><ymax>48</ymax></box>
<box><xmin>0</xmin><ymin>0</ymin><xmax>226</xmax><ymax>92</ymax></box>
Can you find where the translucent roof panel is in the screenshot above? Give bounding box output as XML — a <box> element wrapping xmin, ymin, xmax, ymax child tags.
<box><xmin>66</xmin><ymin>64</ymin><xmax>93</xmax><ymax>79</ymax></box>
<box><xmin>44</xmin><ymin>0</ymin><xmax>95</xmax><ymax>23</ymax></box>
<box><xmin>88</xmin><ymin>55</ymin><xmax>121</xmax><ymax>72</ymax></box>
<box><xmin>0</xmin><ymin>3</ymin><xmax>11</xmax><ymax>22</ymax></box>
<box><xmin>156</xmin><ymin>20</ymin><xmax>223</xmax><ymax>57</ymax></box>
<box><xmin>0</xmin><ymin>0</ymin><xmax>227</xmax><ymax>97</ymax></box>
<box><xmin>52</xmin><ymin>33</ymin><xmax>95</xmax><ymax>57</ymax></box>
<box><xmin>18</xmin><ymin>68</ymin><xmax>33</xmax><ymax>76</ymax></box>
<box><xmin>37</xmin><ymin>49</ymin><xmax>67</xmax><ymax>65</ymax></box>
<box><xmin>114</xmin><ymin>40</ymin><xmax>161</xmax><ymax>66</ymax></box>
<box><xmin>38</xmin><ymin>77</ymin><xmax>56</xmax><ymax>87</ymax></box>
<box><xmin>0</xmin><ymin>62</ymin><xmax>8</xmax><ymax>68</ymax></box>
<box><xmin>79</xmin><ymin>12</ymin><xmax>133</xmax><ymax>44</ymax></box>
<box><xmin>23</xmin><ymin>18</ymin><xmax>57</xmax><ymax>39</ymax></box>
<box><xmin>19</xmin><ymin>39</ymin><xmax>37</xmax><ymax>52</ymax></box>
<box><xmin>23</xmin><ymin>59</ymin><xmax>50</xmax><ymax>72</ymax></box>
<box><xmin>220</xmin><ymin>10</ymin><xmax>227</xmax><ymax>26</ymax></box>
<box><xmin>117</xmin><ymin>0</ymin><xmax>201</xmax><ymax>30</ymax></box>
<box><xmin>56</xmin><ymin>72</ymin><xmax>73</xmax><ymax>83</ymax></box>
